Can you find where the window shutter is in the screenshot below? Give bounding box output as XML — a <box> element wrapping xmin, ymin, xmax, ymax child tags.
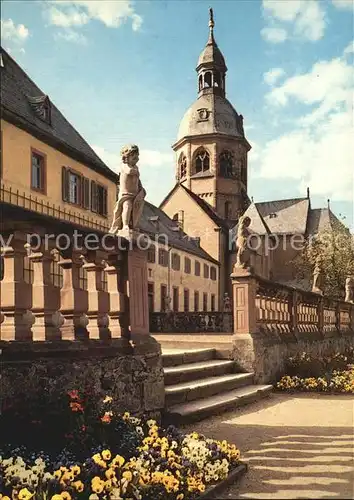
<box><xmin>62</xmin><ymin>167</ymin><xmax>68</xmax><ymax>201</ymax></box>
<box><xmin>91</xmin><ymin>181</ymin><xmax>97</xmax><ymax>212</ymax></box>
<box><xmin>103</xmin><ymin>187</ymin><xmax>108</xmax><ymax>217</ymax></box>
<box><xmin>83</xmin><ymin>177</ymin><xmax>90</xmax><ymax>209</ymax></box>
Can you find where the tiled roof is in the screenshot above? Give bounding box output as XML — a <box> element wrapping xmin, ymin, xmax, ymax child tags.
<box><xmin>141</xmin><ymin>201</ymin><xmax>219</xmax><ymax>264</ymax></box>
<box><xmin>306</xmin><ymin>208</ymin><xmax>346</xmax><ymax>235</ymax></box>
<box><xmin>255</xmin><ymin>198</ymin><xmax>310</xmax><ymax>234</ymax></box>
<box><xmin>0</xmin><ymin>47</ymin><xmax>118</xmax><ymax>182</ymax></box>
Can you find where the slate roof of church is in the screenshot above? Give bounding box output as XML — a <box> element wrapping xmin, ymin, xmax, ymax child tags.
<box><xmin>306</xmin><ymin>207</ymin><xmax>346</xmax><ymax>235</ymax></box>
<box><xmin>0</xmin><ymin>47</ymin><xmax>118</xmax><ymax>182</ymax></box>
<box><xmin>141</xmin><ymin>201</ymin><xmax>219</xmax><ymax>264</ymax></box>
<box><xmin>255</xmin><ymin>197</ymin><xmax>310</xmax><ymax>234</ymax></box>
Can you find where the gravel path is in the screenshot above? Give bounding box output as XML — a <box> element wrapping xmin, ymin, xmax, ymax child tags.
<box><xmin>184</xmin><ymin>393</ymin><xmax>354</xmax><ymax>499</ymax></box>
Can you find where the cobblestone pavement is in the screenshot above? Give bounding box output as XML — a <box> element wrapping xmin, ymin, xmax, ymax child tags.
<box><xmin>184</xmin><ymin>393</ymin><xmax>354</xmax><ymax>499</ymax></box>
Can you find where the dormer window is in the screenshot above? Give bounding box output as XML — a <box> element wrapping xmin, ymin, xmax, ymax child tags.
<box><xmin>27</xmin><ymin>95</ymin><xmax>52</xmax><ymax>125</ymax></box>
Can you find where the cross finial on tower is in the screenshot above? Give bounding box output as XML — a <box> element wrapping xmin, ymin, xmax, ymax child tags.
<box><xmin>209</xmin><ymin>7</ymin><xmax>214</xmax><ymax>28</ymax></box>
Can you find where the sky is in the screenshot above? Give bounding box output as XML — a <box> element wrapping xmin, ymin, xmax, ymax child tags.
<box><xmin>1</xmin><ymin>0</ymin><xmax>354</xmax><ymax>229</ymax></box>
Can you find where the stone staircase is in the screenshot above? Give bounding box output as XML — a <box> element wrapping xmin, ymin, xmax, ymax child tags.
<box><xmin>162</xmin><ymin>348</ymin><xmax>273</xmax><ymax>424</ymax></box>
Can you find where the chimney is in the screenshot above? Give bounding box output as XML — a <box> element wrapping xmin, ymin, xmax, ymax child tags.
<box><xmin>306</xmin><ymin>187</ymin><xmax>310</xmax><ymax>199</ymax></box>
<box><xmin>327</xmin><ymin>198</ymin><xmax>331</xmax><ymax>210</ymax></box>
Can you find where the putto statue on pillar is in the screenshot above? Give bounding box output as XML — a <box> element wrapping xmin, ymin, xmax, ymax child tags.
<box><xmin>233</xmin><ymin>215</ymin><xmax>251</xmax><ymax>271</ymax></box>
<box><xmin>312</xmin><ymin>255</ymin><xmax>324</xmax><ymax>295</ymax></box>
<box><xmin>109</xmin><ymin>144</ymin><xmax>146</xmax><ymax>237</ymax></box>
<box><xmin>345</xmin><ymin>276</ymin><xmax>354</xmax><ymax>303</ymax></box>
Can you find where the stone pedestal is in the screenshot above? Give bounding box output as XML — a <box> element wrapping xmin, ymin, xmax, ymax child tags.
<box><xmin>128</xmin><ymin>248</ymin><xmax>149</xmax><ymax>339</ymax></box>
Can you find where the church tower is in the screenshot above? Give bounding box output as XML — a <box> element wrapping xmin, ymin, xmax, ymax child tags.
<box><xmin>172</xmin><ymin>8</ymin><xmax>251</xmax><ymax>222</ymax></box>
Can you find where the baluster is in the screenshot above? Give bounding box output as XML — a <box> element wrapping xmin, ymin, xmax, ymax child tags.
<box><xmin>26</xmin><ymin>242</ymin><xmax>63</xmax><ymax>341</ymax></box>
<box><xmin>104</xmin><ymin>251</ymin><xmax>128</xmax><ymax>338</ymax></box>
<box><xmin>0</xmin><ymin>231</ymin><xmax>34</xmax><ymax>340</ymax></box>
<box><xmin>82</xmin><ymin>250</ymin><xmax>110</xmax><ymax>340</ymax></box>
<box><xmin>58</xmin><ymin>248</ymin><xmax>88</xmax><ymax>340</ymax></box>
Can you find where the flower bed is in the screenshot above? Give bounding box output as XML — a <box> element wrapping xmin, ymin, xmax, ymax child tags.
<box><xmin>0</xmin><ymin>391</ymin><xmax>243</xmax><ymax>500</ymax></box>
<box><xmin>276</xmin><ymin>348</ymin><xmax>354</xmax><ymax>394</ymax></box>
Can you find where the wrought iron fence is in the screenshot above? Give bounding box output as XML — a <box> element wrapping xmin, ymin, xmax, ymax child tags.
<box><xmin>0</xmin><ymin>182</ymin><xmax>110</xmax><ymax>232</ymax></box>
<box><xmin>150</xmin><ymin>311</ymin><xmax>233</xmax><ymax>333</ymax></box>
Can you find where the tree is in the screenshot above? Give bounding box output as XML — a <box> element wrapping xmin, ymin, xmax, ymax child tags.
<box><xmin>293</xmin><ymin>223</ymin><xmax>354</xmax><ymax>299</ymax></box>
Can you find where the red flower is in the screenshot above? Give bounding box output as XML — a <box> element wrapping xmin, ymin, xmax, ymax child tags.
<box><xmin>68</xmin><ymin>389</ymin><xmax>80</xmax><ymax>400</ymax></box>
<box><xmin>101</xmin><ymin>413</ymin><xmax>112</xmax><ymax>424</ymax></box>
<box><xmin>81</xmin><ymin>425</ymin><xmax>87</xmax><ymax>432</ymax></box>
<box><xmin>70</xmin><ymin>402</ymin><xmax>84</xmax><ymax>412</ymax></box>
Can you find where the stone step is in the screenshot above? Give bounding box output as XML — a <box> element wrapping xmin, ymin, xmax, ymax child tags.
<box><xmin>164</xmin><ymin>359</ymin><xmax>236</xmax><ymax>385</ymax></box>
<box><xmin>162</xmin><ymin>348</ymin><xmax>216</xmax><ymax>368</ymax></box>
<box><xmin>165</xmin><ymin>372</ymin><xmax>254</xmax><ymax>407</ymax></box>
<box><xmin>164</xmin><ymin>385</ymin><xmax>273</xmax><ymax>424</ymax></box>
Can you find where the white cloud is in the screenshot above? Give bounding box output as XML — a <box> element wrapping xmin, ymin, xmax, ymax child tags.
<box><xmin>1</xmin><ymin>18</ymin><xmax>29</xmax><ymax>43</ymax></box>
<box><xmin>344</xmin><ymin>40</ymin><xmax>354</xmax><ymax>55</ymax></box>
<box><xmin>262</xmin><ymin>0</ymin><xmax>326</xmax><ymax>42</ymax></box>
<box><xmin>92</xmin><ymin>146</ymin><xmax>173</xmax><ymax>173</ymax></box>
<box><xmin>258</xmin><ymin>44</ymin><xmax>354</xmax><ymax>202</ymax></box>
<box><xmin>47</xmin><ymin>6</ymin><xmax>89</xmax><ymax>27</ymax></box>
<box><xmin>261</xmin><ymin>27</ymin><xmax>287</xmax><ymax>43</ymax></box>
<box><xmin>45</xmin><ymin>0</ymin><xmax>143</xmax><ymax>33</ymax></box>
<box><xmin>266</xmin><ymin>58</ymin><xmax>352</xmax><ymax>107</ymax></box>
<box><xmin>54</xmin><ymin>29</ymin><xmax>87</xmax><ymax>45</ymax></box>
<box><xmin>332</xmin><ymin>0</ymin><xmax>354</xmax><ymax>9</ymax></box>
<box><xmin>264</xmin><ymin>67</ymin><xmax>286</xmax><ymax>85</ymax></box>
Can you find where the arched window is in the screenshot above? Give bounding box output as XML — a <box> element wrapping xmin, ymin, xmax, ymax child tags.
<box><xmin>195</xmin><ymin>148</ymin><xmax>210</xmax><ymax>173</ymax></box>
<box><xmin>204</xmin><ymin>72</ymin><xmax>212</xmax><ymax>88</ymax></box>
<box><xmin>213</xmin><ymin>72</ymin><xmax>221</xmax><ymax>88</ymax></box>
<box><xmin>198</xmin><ymin>75</ymin><xmax>203</xmax><ymax>92</ymax></box>
<box><xmin>178</xmin><ymin>154</ymin><xmax>187</xmax><ymax>180</ymax></box>
<box><xmin>219</xmin><ymin>150</ymin><xmax>233</xmax><ymax>177</ymax></box>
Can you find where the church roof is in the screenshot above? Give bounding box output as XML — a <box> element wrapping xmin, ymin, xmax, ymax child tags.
<box><xmin>141</xmin><ymin>201</ymin><xmax>219</xmax><ymax>264</ymax></box>
<box><xmin>176</xmin><ymin>93</ymin><xmax>245</xmax><ymax>143</ymax></box>
<box><xmin>0</xmin><ymin>47</ymin><xmax>118</xmax><ymax>182</ymax></box>
<box><xmin>197</xmin><ymin>8</ymin><xmax>227</xmax><ymax>71</ymax></box>
<box><xmin>306</xmin><ymin>207</ymin><xmax>346</xmax><ymax>235</ymax></box>
<box><xmin>159</xmin><ymin>183</ymin><xmax>230</xmax><ymax>230</ymax></box>
<box><xmin>256</xmin><ymin>198</ymin><xmax>310</xmax><ymax>234</ymax></box>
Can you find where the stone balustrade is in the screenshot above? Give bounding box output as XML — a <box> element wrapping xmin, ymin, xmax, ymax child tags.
<box><xmin>0</xmin><ymin>230</ymin><xmax>149</xmax><ymax>343</ymax></box>
<box><xmin>231</xmin><ymin>268</ymin><xmax>354</xmax><ymax>383</ymax></box>
<box><xmin>0</xmin><ymin>228</ymin><xmax>165</xmax><ymax>417</ymax></box>
<box><xmin>150</xmin><ymin>311</ymin><xmax>233</xmax><ymax>333</ymax></box>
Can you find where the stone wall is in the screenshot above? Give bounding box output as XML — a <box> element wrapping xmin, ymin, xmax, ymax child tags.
<box><xmin>231</xmin><ymin>269</ymin><xmax>354</xmax><ymax>384</ymax></box>
<box><xmin>231</xmin><ymin>332</ymin><xmax>354</xmax><ymax>384</ymax></box>
<box><xmin>0</xmin><ymin>337</ymin><xmax>165</xmax><ymax>418</ymax></box>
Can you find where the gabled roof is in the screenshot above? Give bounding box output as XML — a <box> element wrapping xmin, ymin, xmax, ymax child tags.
<box><xmin>0</xmin><ymin>47</ymin><xmax>118</xmax><ymax>182</ymax></box>
<box><xmin>306</xmin><ymin>207</ymin><xmax>346</xmax><ymax>236</ymax></box>
<box><xmin>255</xmin><ymin>197</ymin><xmax>310</xmax><ymax>234</ymax></box>
<box><xmin>140</xmin><ymin>201</ymin><xmax>219</xmax><ymax>264</ymax></box>
<box><xmin>160</xmin><ymin>183</ymin><xmax>230</xmax><ymax>230</ymax></box>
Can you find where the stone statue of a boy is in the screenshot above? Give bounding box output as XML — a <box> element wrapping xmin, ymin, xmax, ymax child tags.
<box><xmin>109</xmin><ymin>144</ymin><xmax>146</xmax><ymax>235</ymax></box>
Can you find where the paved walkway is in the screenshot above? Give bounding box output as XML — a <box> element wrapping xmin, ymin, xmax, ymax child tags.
<box><xmin>184</xmin><ymin>393</ymin><xmax>354</xmax><ymax>499</ymax></box>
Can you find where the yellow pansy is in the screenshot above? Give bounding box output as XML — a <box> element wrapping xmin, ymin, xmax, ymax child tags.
<box><xmin>18</xmin><ymin>489</ymin><xmax>34</xmax><ymax>500</ymax></box>
<box><xmin>102</xmin><ymin>449</ymin><xmax>111</xmax><ymax>461</ymax></box>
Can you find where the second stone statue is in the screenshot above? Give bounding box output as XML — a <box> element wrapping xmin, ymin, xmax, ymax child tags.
<box><xmin>109</xmin><ymin>144</ymin><xmax>146</xmax><ymax>237</ymax></box>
